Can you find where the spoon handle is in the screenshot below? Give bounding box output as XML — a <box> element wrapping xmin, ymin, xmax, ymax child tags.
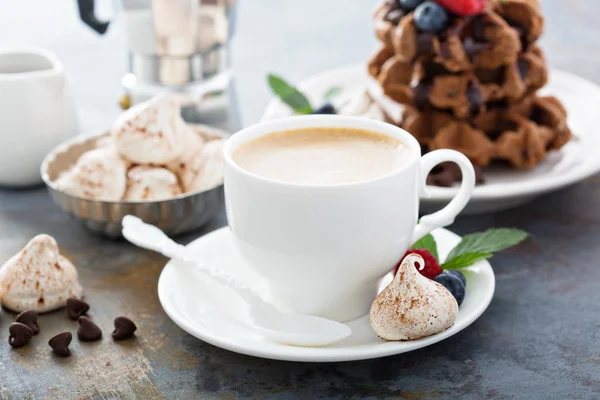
<box><xmin>123</xmin><ymin>215</ymin><xmax>272</xmax><ymax>307</ymax></box>
<box><xmin>184</xmin><ymin>256</ymin><xmax>265</xmax><ymax>306</ymax></box>
<box><xmin>121</xmin><ymin>215</ymin><xmax>268</xmax><ymax>309</ymax></box>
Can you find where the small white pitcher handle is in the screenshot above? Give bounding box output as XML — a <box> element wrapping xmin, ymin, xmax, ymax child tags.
<box><xmin>411</xmin><ymin>150</ymin><xmax>476</xmax><ymax>244</ymax></box>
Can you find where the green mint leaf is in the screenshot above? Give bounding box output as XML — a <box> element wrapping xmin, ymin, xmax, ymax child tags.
<box><xmin>323</xmin><ymin>86</ymin><xmax>343</xmax><ymax>101</ymax></box>
<box><xmin>442</xmin><ymin>252</ymin><xmax>493</xmax><ymax>270</ymax></box>
<box><xmin>446</xmin><ymin>228</ymin><xmax>529</xmax><ymax>262</ymax></box>
<box><xmin>267</xmin><ymin>74</ymin><xmax>313</xmax><ymax>114</ymax></box>
<box><xmin>411</xmin><ymin>234</ymin><xmax>439</xmax><ymax>262</ymax></box>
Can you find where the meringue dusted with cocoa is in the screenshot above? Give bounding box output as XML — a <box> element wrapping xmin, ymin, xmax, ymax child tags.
<box><xmin>111</xmin><ymin>95</ymin><xmax>189</xmax><ymax>164</ymax></box>
<box><xmin>0</xmin><ymin>235</ymin><xmax>83</xmax><ymax>313</ymax></box>
<box><xmin>370</xmin><ymin>254</ymin><xmax>458</xmax><ymax>341</ymax></box>
<box><xmin>124</xmin><ymin>166</ymin><xmax>183</xmax><ymax>201</ymax></box>
<box><xmin>181</xmin><ymin>139</ymin><xmax>226</xmax><ymax>193</ymax></box>
<box><xmin>52</xmin><ymin>95</ymin><xmax>227</xmax><ymax>201</ymax></box>
<box><xmin>55</xmin><ymin>146</ymin><xmax>128</xmax><ymax>201</ymax></box>
<box><xmin>165</xmin><ymin>125</ymin><xmax>205</xmax><ymax>184</ymax></box>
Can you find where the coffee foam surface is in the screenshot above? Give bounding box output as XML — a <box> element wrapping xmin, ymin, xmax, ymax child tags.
<box><xmin>233</xmin><ymin>128</ymin><xmax>411</xmax><ymax>185</ymax></box>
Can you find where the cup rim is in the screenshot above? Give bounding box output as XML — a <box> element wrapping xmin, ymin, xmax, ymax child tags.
<box><xmin>224</xmin><ymin>115</ymin><xmax>421</xmax><ymax>189</ymax></box>
<box><xmin>0</xmin><ymin>47</ymin><xmax>63</xmax><ymax>80</ymax></box>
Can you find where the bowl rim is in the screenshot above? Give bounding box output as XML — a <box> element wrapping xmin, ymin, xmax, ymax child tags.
<box><xmin>41</xmin><ymin>124</ymin><xmax>228</xmax><ymax>205</ymax></box>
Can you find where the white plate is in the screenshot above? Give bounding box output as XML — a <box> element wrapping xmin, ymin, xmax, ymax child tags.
<box><xmin>261</xmin><ymin>64</ymin><xmax>600</xmax><ymax>215</ymax></box>
<box><xmin>158</xmin><ymin>227</ymin><xmax>495</xmax><ymax>362</ymax></box>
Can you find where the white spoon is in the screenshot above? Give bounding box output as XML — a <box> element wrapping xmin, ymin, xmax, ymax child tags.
<box><xmin>122</xmin><ymin>216</ymin><xmax>352</xmax><ymax>347</ymax></box>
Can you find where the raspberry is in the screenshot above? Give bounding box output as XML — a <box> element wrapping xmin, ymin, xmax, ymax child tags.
<box><xmin>395</xmin><ymin>249</ymin><xmax>442</xmax><ymax>279</ymax></box>
<box><xmin>434</xmin><ymin>0</ymin><xmax>486</xmax><ymax>16</ymax></box>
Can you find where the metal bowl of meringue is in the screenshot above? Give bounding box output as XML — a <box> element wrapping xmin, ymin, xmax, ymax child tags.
<box><xmin>41</xmin><ymin>95</ymin><xmax>228</xmax><ymax>238</ymax></box>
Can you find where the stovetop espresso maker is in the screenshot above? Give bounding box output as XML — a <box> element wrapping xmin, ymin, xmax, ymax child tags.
<box><xmin>77</xmin><ymin>0</ymin><xmax>238</xmax><ymax>128</ymax></box>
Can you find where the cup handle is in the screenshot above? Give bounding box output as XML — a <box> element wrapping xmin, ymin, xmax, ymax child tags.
<box><xmin>411</xmin><ymin>150</ymin><xmax>476</xmax><ymax>244</ymax></box>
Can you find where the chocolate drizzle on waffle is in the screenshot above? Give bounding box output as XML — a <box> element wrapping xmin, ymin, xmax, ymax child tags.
<box><xmin>458</xmin><ymin>16</ymin><xmax>493</xmax><ymax>62</ymax></box>
<box><xmin>411</xmin><ymin>80</ymin><xmax>432</xmax><ymax>111</ymax></box>
<box><xmin>383</xmin><ymin>0</ymin><xmax>403</xmax><ymax>25</ymax></box>
<box><xmin>416</xmin><ymin>33</ymin><xmax>435</xmax><ymax>57</ymax></box>
<box><xmin>517</xmin><ymin>57</ymin><xmax>529</xmax><ymax>80</ymax></box>
<box><xmin>466</xmin><ymin>81</ymin><xmax>483</xmax><ymax>115</ymax></box>
<box><xmin>504</xmin><ymin>17</ymin><xmax>529</xmax><ymax>49</ymax></box>
<box><xmin>386</xmin><ymin>9</ymin><xmax>406</xmax><ymax>24</ymax></box>
<box><xmin>369</xmin><ymin>0</ymin><xmax>571</xmax><ymax>179</ymax></box>
<box><xmin>463</xmin><ymin>38</ymin><xmax>492</xmax><ymax>62</ymax></box>
<box><xmin>369</xmin><ymin>43</ymin><xmax>548</xmax><ymax>118</ymax></box>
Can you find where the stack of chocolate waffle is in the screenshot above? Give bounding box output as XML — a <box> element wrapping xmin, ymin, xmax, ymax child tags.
<box><xmin>368</xmin><ymin>0</ymin><xmax>571</xmax><ymax>170</ymax></box>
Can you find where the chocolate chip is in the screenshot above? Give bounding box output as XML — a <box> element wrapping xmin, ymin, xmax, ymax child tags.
<box><xmin>9</xmin><ymin>322</ymin><xmax>34</xmax><ymax>348</ymax></box>
<box><xmin>15</xmin><ymin>310</ymin><xmax>39</xmax><ymax>335</ymax></box>
<box><xmin>112</xmin><ymin>316</ymin><xmax>137</xmax><ymax>341</ymax></box>
<box><xmin>386</xmin><ymin>9</ymin><xmax>405</xmax><ymax>24</ymax></box>
<box><xmin>517</xmin><ymin>58</ymin><xmax>529</xmax><ymax>80</ymax></box>
<box><xmin>66</xmin><ymin>298</ymin><xmax>90</xmax><ymax>320</ymax></box>
<box><xmin>49</xmin><ymin>332</ymin><xmax>72</xmax><ymax>357</ymax></box>
<box><xmin>77</xmin><ymin>317</ymin><xmax>102</xmax><ymax>342</ymax></box>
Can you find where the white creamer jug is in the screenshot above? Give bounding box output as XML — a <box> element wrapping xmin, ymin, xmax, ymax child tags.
<box><xmin>0</xmin><ymin>48</ymin><xmax>79</xmax><ymax>186</ymax></box>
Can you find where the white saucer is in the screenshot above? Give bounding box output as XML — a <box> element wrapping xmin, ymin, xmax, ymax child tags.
<box><xmin>158</xmin><ymin>227</ymin><xmax>495</xmax><ymax>362</ymax></box>
<box><xmin>261</xmin><ymin>64</ymin><xmax>600</xmax><ymax>215</ymax></box>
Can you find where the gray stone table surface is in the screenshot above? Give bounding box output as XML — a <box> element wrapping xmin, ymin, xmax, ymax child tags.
<box><xmin>1</xmin><ymin>0</ymin><xmax>600</xmax><ymax>399</ymax></box>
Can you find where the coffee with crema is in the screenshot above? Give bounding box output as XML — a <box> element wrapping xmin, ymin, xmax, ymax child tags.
<box><xmin>232</xmin><ymin>127</ymin><xmax>409</xmax><ymax>185</ymax></box>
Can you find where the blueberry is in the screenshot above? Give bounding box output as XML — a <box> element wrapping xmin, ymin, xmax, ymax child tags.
<box><xmin>312</xmin><ymin>103</ymin><xmax>336</xmax><ymax>115</ymax></box>
<box><xmin>445</xmin><ymin>270</ymin><xmax>467</xmax><ymax>287</ymax></box>
<box><xmin>434</xmin><ymin>273</ymin><xmax>466</xmax><ymax>306</ymax></box>
<box><xmin>414</xmin><ymin>1</ymin><xmax>449</xmax><ymax>33</ymax></box>
<box><xmin>397</xmin><ymin>0</ymin><xmax>424</xmax><ymax>11</ymax></box>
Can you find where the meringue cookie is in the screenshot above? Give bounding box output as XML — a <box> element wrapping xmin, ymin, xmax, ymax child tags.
<box><xmin>370</xmin><ymin>254</ymin><xmax>458</xmax><ymax>341</ymax></box>
<box><xmin>94</xmin><ymin>135</ymin><xmax>115</xmax><ymax>148</ymax></box>
<box><xmin>339</xmin><ymin>89</ymin><xmax>373</xmax><ymax>116</ymax></box>
<box><xmin>193</xmin><ymin>124</ymin><xmax>227</xmax><ymax>142</ymax></box>
<box><xmin>184</xmin><ymin>139</ymin><xmax>226</xmax><ymax>193</ymax></box>
<box><xmin>55</xmin><ymin>146</ymin><xmax>128</xmax><ymax>201</ymax></box>
<box><xmin>124</xmin><ymin>166</ymin><xmax>183</xmax><ymax>201</ymax></box>
<box><xmin>111</xmin><ymin>95</ymin><xmax>189</xmax><ymax>164</ymax></box>
<box><xmin>339</xmin><ymin>90</ymin><xmax>385</xmax><ymax>121</ymax></box>
<box><xmin>0</xmin><ymin>235</ymin><xmax>83</xmax><ymax>313</ymax></box>
<box><xmin>165</xmin><ymin>125</ymin><xmax>205</xmax><ymax>185</ymax></box>
<box><xmin>362</xmin><ymin>103</ymin><xmax>385</xmax><ymax>121</ymax></box>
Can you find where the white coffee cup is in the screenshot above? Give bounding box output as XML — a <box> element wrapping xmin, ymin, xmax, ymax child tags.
<box><xmin>0</xmin><ymin>48</ymin><xmax>79</xmax><ymax>186</ymax></box>
<box><xmin>224</xmin><ymin>116</ymin><xmax>475</xmax><ymax>321</ymax></box>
